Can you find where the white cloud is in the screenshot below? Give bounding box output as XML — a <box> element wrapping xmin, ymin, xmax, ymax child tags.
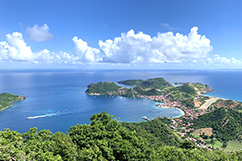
<box><xmin>26</xmin><ymin>24</ymin><xmax>53</xmax><ymax>42</ymax></box>
<box><xmin>0</xmin><ymin>32</ymin><xmax>102</xmax><ymax>65</ymax></box>
<box><xmin>99</xmin><ymin>27</ymin><xmax>213</xmax><ymax>63</ymax></box>
<box><xmin>0</xmin><ymin>32</ymin><xmax>32</xmax><ymax>61</ymax></box>
<box><xmin>204</xmin><ymin>54</ymin><xmax>242</xmax><ymax>66</ymax></box>
<box><xmin>0</xmin><ymin>32</ymin><xmax>75</xmax><ymax>64</ymax></box>
<box><xmin>72</xmin><ymin>36</ymin><xmax>102</xmax><ymax>62</ymax></box>
<box><xmin>2</xmin><ymin>27</ymin><xmax>241</xmax><ymax>69</ymax></box>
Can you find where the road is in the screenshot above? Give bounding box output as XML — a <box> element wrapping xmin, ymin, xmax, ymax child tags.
<box><xmin>199</xmin><ymin>97</ymin><xmax>219</xmax><ymax>110</ymax></box>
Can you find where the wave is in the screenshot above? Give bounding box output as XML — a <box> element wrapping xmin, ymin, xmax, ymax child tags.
<box><xmin>27</xmin><ymin>111</ymin><xmax>65</xmax><ymax>120</ymax></box>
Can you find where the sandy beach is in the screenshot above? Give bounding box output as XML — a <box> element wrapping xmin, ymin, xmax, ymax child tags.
<box><xmin>156</xmin><ymin>105</ymin><xmax>185</xmax><ymax>117</ymax></box>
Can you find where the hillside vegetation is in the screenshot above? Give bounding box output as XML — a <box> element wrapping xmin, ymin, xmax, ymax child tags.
<box><xmin>1</xmin><ymin>112</ymin><xmax>242</xmax><ymax>160</ymax></box>
<box><xmin>85</xmin><ymin>82</ymin><xmax>124</xmax><ymax>95</ymax></box>
<box><xmin>209</xmin><ymin>99</ymin><xmax>242</xmax><ymax>111</ymax></box>
<box><xmin>122</xmin><ymin>118</ymin><xmax>181</xmax><ymax>147</ymax></box>
<box><xmin>86</xmin><ymin>78</ymin><xmax>212</xmax><ymax>101</ymax></box>
<box><xmin>117</xmin><ymin>79</ymin><xmax>144</xmax><ymax>86</ymax></box>
<box><xmin>0</xmin><ymin>93</ymin><xmax>24</xmax><ymax>110</ymax></box>
<box><xmin>118</xmin><ymin>78</ymin><xmax>172</xmax><ymax>89</ymax></box>
<box><xmin>193</xmin><ymin>108</ymin><xmax>242</xmax><ymax>143</ymax></box>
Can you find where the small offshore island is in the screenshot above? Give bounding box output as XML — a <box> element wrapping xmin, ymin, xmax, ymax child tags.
<box><xmin>86</xmin><ymin>77</ymin><xmax>242</xmax><ymax>151</ymax></box>
<box><xmin>0</xmin><ymin>93</ymin><xmax>26</xmax><ymax>112</ymax></box>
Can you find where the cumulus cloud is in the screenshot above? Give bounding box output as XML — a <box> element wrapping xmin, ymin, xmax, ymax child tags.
<box><xmin>205</xmin><ymin>54</ymin><xmax>242</xmax><ymax>66</ymax></box>
<box><xmin>99</xmin><ymin>27</ymin><xmax>213</xmax><ymax>63</ymax></box>
<box><xmin>0</xmin><ymin>32</ymin><xmax>32</xmax><ymax>61</ymax></box>
<box><xmin>26</xmin><ymin>24</ymin><xmax>53</xmax><ymax>42</ymax></box>
<box><xmin>0</xmin><ymin>32</ymin><xmax>77</xmax><ymax>64</ymax></box>
<box><xmin>72</xmin><ymin>36</ymin><xmax>102</xmax><ymax>62</ymax></box>
<box><xmin>3</xmin><ymin>27</ymin><xmax>241</xmax><ymax>68</ymax></box>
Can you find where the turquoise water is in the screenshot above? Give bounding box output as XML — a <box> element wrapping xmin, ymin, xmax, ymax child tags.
<box><xmin>0</xmin><ymin>69</ymin><xmax>241</xmax><ymax>133</ymax></box>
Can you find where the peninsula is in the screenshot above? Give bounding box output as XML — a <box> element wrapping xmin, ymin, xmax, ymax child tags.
<box><xmin>0</xmin><ymin>92</ymin><xmax>26</xmax><ymax>111</ymax></box>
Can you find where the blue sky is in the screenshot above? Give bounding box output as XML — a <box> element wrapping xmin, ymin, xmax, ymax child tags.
<box><xmin>0</xmin><ymin>0</ymin><xmax>241</xmax><ymax>69</ymax></box>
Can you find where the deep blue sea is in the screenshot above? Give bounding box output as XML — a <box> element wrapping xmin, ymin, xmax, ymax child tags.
<box><xmin>0</xmin><ymin>69</ymin><xmax>241</xmax><ymax>133</ymax></box>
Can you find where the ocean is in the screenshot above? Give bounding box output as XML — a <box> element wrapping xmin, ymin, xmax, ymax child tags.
<box><xmin>0</xmin><ymin>69</ymin><xmax>241</xmax><ymax>133</ymax></box>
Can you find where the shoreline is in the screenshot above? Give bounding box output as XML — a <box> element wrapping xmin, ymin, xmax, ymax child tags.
<box><xmin>0</xmin><ymin>104</ymin><xmax>13</xmax><ymax>112</ymax></box>
<box><xmin>0</xmin><ymin>96</ymin><xmax>26</xmax><ymax>112</ymax></box>
<box><xmin>176</xmin><ymin>108</ymin><xmax>185</xmax><ymax>117</ymax></box>
<box><xmin>156</xmin><ymin>105</ymin><xmax>185</xmax><ymax>117</ymax></box>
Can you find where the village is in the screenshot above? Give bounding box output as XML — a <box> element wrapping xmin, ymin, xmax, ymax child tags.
<box><xmin>139</xmin><ymin>93</ymin><xmax>215</xmax><ymax>151</ymax></box>
<box><xmin>86</xmin><ymin>80</ymin><xmax>218</xmax><ymax>151</ymax></box>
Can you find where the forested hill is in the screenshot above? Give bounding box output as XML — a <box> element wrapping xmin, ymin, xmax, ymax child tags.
<box><xmin>122</xmin><ymin>118</ymin><xmax>182</xmax><ymax>147</ymax></box>
<box><xmin>2</xmin><ymin>111</ymin><xmax>242</xmax><ymax>160</ymax></box>
<box><xmin>118</xmin><ymin>78</ymin><xmax>173</xmax><ymax>89</ymax></box>
<box><xmin>0</xmin><ymin>92</ymin><xmax>25</xmax><ymax>111</ymax></box>
<box><xmin>193</xmin><ymin>107</ymin><xmax>242</xmax><ymax>143</ymax></box>
<box><xmin>85</xmin><ymin>77</ymin><xmax>213</xmax><ymax>98</ymax></box>
<box><xmin>85</xmin><ymin>82</ymin><xmax>123</xmax><ymax>95</ymax></box>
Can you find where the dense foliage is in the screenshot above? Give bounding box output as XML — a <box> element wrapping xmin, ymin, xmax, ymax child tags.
<box><xmin>193</xmin><ymin>108</ymin><xmax>242</xmax><ymax>143</ymax></box>
<box><xmin>85</xmin><ymin>82</ymin><xmax>122</xmax><ymax>94</ymax></box>
<box><xmin>0</xmin><ymin>93</ymin><xmax>22</xmax><ymax>110</ymax></box>
<box><xmin>2</xmin><ymin>112</ymin><xmax>242</xmax><ymax>160</ymax></box>
<box><xmin>122</xmin><ymin>88</ymin><xmax>137</xmax><ymax>97</ymax></box>
<box><xmin>119</xmin><ymin>78</ymin><xmax>172</xmax><ymax>89</ymax></box>
<box><xmin>133</xmin><ymin>86</ymin><xmax>162</xmax><ymax>96</ymax></box>
<box><xmin>175</xmin><ymin>83</ymin><xmax>197</xmax><ymax>96</ymax></box>
<box><xmin>122</xmin><ymin>118</ymin><xmax>181</xmax><ymax>147</ymax></box>
<box><xmin>117</xmin><ymin>79</ymin><xmax>144</xmax><ymax>86</ymax></box>
<box><xmin>167</xmin><ymin>83</ymin><xmax>197</xmax><ymax>101</ymax></box>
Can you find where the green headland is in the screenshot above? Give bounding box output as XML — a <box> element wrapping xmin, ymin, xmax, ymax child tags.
<box><xmin>0</xmin><ymin>92</ymin><xmax>26</xmax><ymax>111</ymax></box>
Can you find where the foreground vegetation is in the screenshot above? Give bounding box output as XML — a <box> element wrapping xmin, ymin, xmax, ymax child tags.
<box><xmin>1</xmin><ymin>112</ymin><xmax>242</xmax><ymax>160</ymax></box>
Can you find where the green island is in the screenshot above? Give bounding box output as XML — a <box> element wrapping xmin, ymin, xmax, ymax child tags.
<box><xmin>2</xmin><ymin>78</ymin><xmax>242</xmax><ymax>160</ymax></box>
<box><xmin>86</xmin><ymin>78</ymin><xmax>242</xmax><ymax>152</ymax></box>
<box><xmin>0</xmin><ymin>92</ymin><xmax>26</xmax><ymax>111</ymax></box>
<box><xmin>85</xmin><ymin>78</ymin><xmax>213</xmax><ymax>98</ymax></box>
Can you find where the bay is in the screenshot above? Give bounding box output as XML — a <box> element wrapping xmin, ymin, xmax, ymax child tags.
<box><xmin>0</xmin><ymin>69</ymin><xmax>241</xmax><ymax>133</ymax></box>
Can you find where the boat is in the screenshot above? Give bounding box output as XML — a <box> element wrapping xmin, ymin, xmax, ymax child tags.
<box><xmin>142</xmin><ymin>116</ymin><xmax>150</xmax><ymax>121</ymax></box>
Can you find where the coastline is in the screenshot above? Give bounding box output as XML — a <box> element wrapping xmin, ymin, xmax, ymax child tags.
<box><xmin>157</xmin><ymin>105</ymin><xmax>185</xmax><ymax>117</ymax></box>
<box><xmin>0</xmin><ymin>96</ymin><xmax>26</xmax><ymax>112</ymax></box>
<box><xmin>0</xmin><ymin>104</ymin><xmax>13</xmax><ymax>112</ymax></box>
<box><xmin>176</xmin><ymin>108</ymin><xmax>185</xmax><ymax>117</ymax></box>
